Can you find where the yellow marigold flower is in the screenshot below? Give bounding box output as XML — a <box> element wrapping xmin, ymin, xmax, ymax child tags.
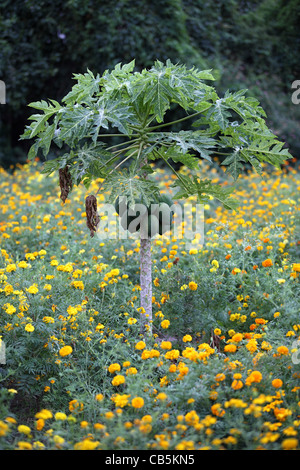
<box><xmin>17</xmin><ymin>441</ymin><xmax>32</xmax><ymax>450</ymax></box>
<box><xmin>135</xmin><ymin>341</ymin><xmax>146</xmax><ymax>350</ymax></box>
<box><xmin>126</xmin><ymin>367</ymin><xmax>138</xmax><ymax>375</ymax></box>
<box><xmin>5</xmin><ymin>304</ymin><xmax>16</xmax><ymax>315</ymax></box>
<box><xmin>18</xmin><ymin>261</ymin><xmax>29</xmax><ymax>268</ymax></box>
<box><xmin>6</xmin><ymin>264</ymin><xmax>16</xmax><ymax>272</ymax></box>
<box><xmin>214</xmin><ymin>328</ymin><xmax>221</xmax><ymax>336</ymax></box>
<box><xmin>156</xmin><ymin>392</ymin><xmax>167</xmax><ymax>401</ymax></box>
<box><xmin>18</xmin><ymin>424</ymin><xmax>31</xmax><ymax>435</ymax></box>
<box><xmin>111</xmin><ymin>375</ymin><xmax>125</xmax><ymax>386</ymax></box>
<box><xmin>292</xmin><ymin>263</ymin><xmax>300</xmax><ymax>272</ymax></box>
<box><xmin>69</xmin><ymin>399</ymin><xmax>84</xmax><ymax>412</ymax></box>
<box><xmin>282</xmin><ymin>438</ymin><xmax>298</xmax><ymax>450</ymax></box>
<box><xmin>161</xmin><ymin>319</ymin><xmax>170</xmax><ymax>329</ymax></box>
<box><xmin>111</xmin><ymin>393</ymin><xmax>130</xmax><ymax>408</ymax></box>
<box><xmin>183</xmin><ymin>335</ymin><xmax>192</xmax><ymax>343</ymax></box>
<box><xmin>108</xmin><ymin>363</ymin><xmax>121</xmax><ymax>373</ymax></box>
<box><xmin>0</xmin><ymin>421</ymin><xmax>9</xmax><ymax>437</ymax></box>
<box><xmin>246</xmin><ymin>339</ymin><xmax>258</xmax><ymax>353</ymax></box>
<box><xmin>95</xmin><ymin>393</ymin><xmax>104</xmax><ymax>402</ymax></box>
<box><xmin>26</xmin><ymin>284</ymin><xmax>39</xmax><ymax>294</ymax></box>
<box><xmin>74</xmin><ymin>439</ymin><xmax>100</xmax><ymax>450</ymax></box>
<box><xmin>131</xmin><ymin>397</ymin><xmax>144</xmax><ymax>408</ymax></box>
<box><xmin>188</xmin><ymin>281</ymin><xmax>198</xmax><ymax>291</ymax></box>
<box><xmin>42</xmin><ymin>316</ymin><xmax>55</xmax><ymax>324</ymax></box>
<box><xmin>224</xmin><ymin>344</ymin><xmax>237</xmax><ymax>353</ymax></box>
<box><xmin>161</xmin><ymin>341</ymin><xmax>172</xmax><ymax>350</ymax></box>
<box><xmin>59</xmin><ymin>345</ymin><xmax>73</xmax><ymax>357</ymax></box>
<box><xmin>164</xmin><ymin>349</ymin><xmax>180</xmax><ymax>360</ymax></box>
<box><xmin>185</xmin><ymin>410</ymin><xmax>199</xmax><ymax>426</ymax></box>
<box><xmin>71</xmin><ymin>280</ymin><xmax>84</xmax><ymax>290</ymax></box>
<box><xmin>55</xmin><ymin>412</ymin><xmax>67</xmax><ymax>421</ymax></box>
<box><xmin>25</xmin><ymin>323</ymin><xmax>35</xmax><ymax>332</ymax></box>
<box><xmin>35</xmin><ymin>409</ymin><xmax>53</xmax><ymax>420</ymax></box>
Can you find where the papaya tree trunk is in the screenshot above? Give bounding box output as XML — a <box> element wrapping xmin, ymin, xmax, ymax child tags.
<box><xmin>140</xmin><ymin>237</ymin><xmax>152</xmax><ymax>335</ymax></box>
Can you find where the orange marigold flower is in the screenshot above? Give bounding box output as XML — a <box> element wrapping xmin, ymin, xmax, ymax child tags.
<box><xmin>272</xmin><ymin>379</ymin><xmax>283</xmax><ymax>388</ymax></box>
<box><xmin>224</xmin><ymin>344</ymin><xmax>237</xmax><ymax>353</ymax></box>
<box><xmin>231</xmin><ymin>379</ymin><xmax>243</xmax><ymax>390</ymax></box>
<box><xmin>276</xmin><ymin>346</ymin><xmax>289</xmax><ymax>356</ymax></box>
<box><xmin>245</xmin><ymin>370</ymin><xmax>262</xmax><ymax>386</ymax></box>
<box><xmin>262</xmin><ymin>258</ymin><xmax>273</xmax><ymax>267</ymax></box>
<box><xmin>231</xmin><ymin>333</ymin><xmax>243</xmax><ymax>343</ymax></box>
<box><xmin>292</xmin><ymin>263</ymin><xmax>300</xmax><ymax>272</ymax></box>
<box><xmin>255</xmin><ymin>318</ymin><xmax>268</xmax><ymax>325</ymax></box>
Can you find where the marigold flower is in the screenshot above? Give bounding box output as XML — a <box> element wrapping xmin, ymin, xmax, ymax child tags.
<box><xmin>36</xmin><ymin>418</ymin><xmax>45</xmax><ymax>431</ymax></box>
<box><xmin>17</xmin><ymin>442</ymin><xmax>32</xmax><ymax>450</ymax></box>
<box><xmin>292</xmin><ymin>263</ymin><xmax>300</xmax><ymax>272</ymax></box>
<box><xmin>59</xmin><ymin>345</ymin><xmax>73</xmax><ymax>357</ymax></box>
<box><xmin>111</xmin><ymin>375</ymin><xmax>125</xmax><ymax>386</ymax></box>
<box><xmin>211</xmin><ymin>403</ymin><xmax>225</xmax><ymax>417</ymax></box>
<box><xmin>135</xmin><ymin>341</ymin><xmax>146</xmax><ymax>350</ymax></box>
<box><xmin>108</xmin><ymin>363</ymin><xmax>121</xmax><ymax>373</ymax></box>
<box><xmin>245</xmin><ymin>370</ymin><xmax>262</xmax><ymax>386</ymax></box>
<box><xmin>131</xmin><ymin>397</ymin><xmax>144</xmax><ymax>408</ymax></box>
<box><xmin>272</xmin><ymin>379</ymin><xmax>283</xmax><ymax>389</ymax></box>
<box><xmin>55</xmin><ymin>412</ymin><xmax>67</xmax><ymax>420</ymax></box>
<box><xmin>246</xmin><ymin>339</ymin><xmax>258</xmax><ymax>353</ymax></box>
<box><xmin>224</xmin><ymin>344</ymin><xmax>237</xmax><ymax>353</ymax></box>
<box><xmin>25</xmin><ymin>323</ymin><xmax>35</xmax><ymax>332</ymax></box>
<box><xmin>161</xmin><ymin>320</ymin><xmax>170</xmax><ymax>329</ymax></box>
<box><xmin>188</xmin><ymin>281</ymin><xmax>198</xmax><ymax>291</ymax></box>
<box><xmin>185</xmin><ymin>410</ymin><xmax>199</xmax><ymax>426</ymax></box>
<box><xmin>262</xmin><ymin>258</ymin><xmax>273</xmax><ymax>267</ymax></box>
<box><xmin>26</xmin><ymin>284</ymin><xmax>39</xmax><ymax>294</ymax></box>
<box><xmin>74</xmin><ymin>438</ymin><xmax>100</xmax><ymax>450</ymax></box>
<box><xmin>231</xmin><ymin>379</ymin><xmax>243</xmax><ymax>390</ymax></box>
<box><xmin>18</xmin><ymin>424</ymin><xmax>31</xmax><ymax>435</ymax></box>
<box><xmin>282</xmin><ymin>438</ymin><xmax>298</xmax><ymax>450</ymax></box>
<box><xmin>276</xmin><ymin>345</ymin><xmax>289</xmax><ymax>356</ymax></box>
<box><xmin>182</xmin><ymin>335</ymin><xmax>192</xmax><ymax>343</ymax></box>
<box><xmin>231</xmin><ymin>333</ymin><xmax>243</xmax><ymax>343</ymax></box>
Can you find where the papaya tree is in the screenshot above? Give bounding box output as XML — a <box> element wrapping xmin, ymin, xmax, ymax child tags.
<box><xmin>20</xmin><ymin>60</ymin><xmax>292</xmax><ymax>335</ymax></box>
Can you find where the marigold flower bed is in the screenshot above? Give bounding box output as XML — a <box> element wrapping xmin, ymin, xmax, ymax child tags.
<box><xmin>0</xmin><ymin>160</ymin><xmax>299</xmax><ymax>450</ymax></box>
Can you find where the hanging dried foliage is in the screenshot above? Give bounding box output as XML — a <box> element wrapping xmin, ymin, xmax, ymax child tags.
<box><xmin>85</xmin><ymin>194</ymin><xmax>100</xmax><ymax>237</ymax></box>
<box><xmin>59</xmin><ymin>166</ymin><xmax>73</xmax><ymax>203</ymax></box>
